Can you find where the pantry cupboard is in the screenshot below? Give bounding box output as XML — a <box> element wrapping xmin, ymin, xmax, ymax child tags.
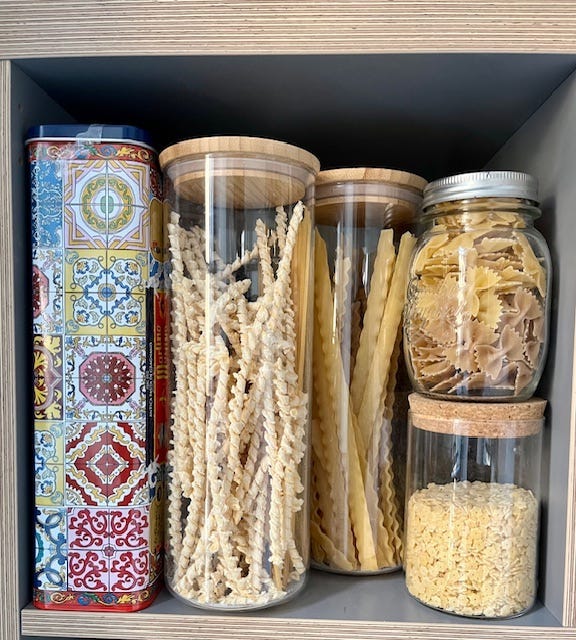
<box><xmin>2</xmin><ymin>3</ymin><xmax>576</xmax><ymax>639</ymax></box>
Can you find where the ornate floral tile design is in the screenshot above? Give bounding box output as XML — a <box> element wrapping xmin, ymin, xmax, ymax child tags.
<box><xmin>31</xmin><ymin>161</ymin><xmax>63</xmax><ymax>248</ymax></box>
<box><xmin>35</xmin><ymin>545</ymin><xmax>68</xmax><ymax>591</ymax></box>
<box><xmin>31</xmin><ymin>137</ymin><xmax>163</xmax><ymax>610</ymax></box>
<box><xmin>35</xmin><ymin>422</ymin><xmax>66</xmax><ymax>505</ymax></box>
<box><xmin>107</xmin><ymin>293</ymin><xmax>146</xmax><ymax>335</ymax></box>
<box><xmin>109</xmin><ymin>549</ymin><xmax>149</xmax><ymax>592</ymax></box>
<box><xmin>33</xmin><ymin>248</ymin><xmax>63</xmax><ymax>291</ymax></box>
<box><xmin>35</xmin><ymin>507</ymin><xmax>67</xmax><ymax>550</ymax></box>
<box><xmin>65</xmin><ymin>422</ymin><xmax>147</xmax><ymax>506</ymax></box>
<box><xmin>64</xmin><ymin>159</ymin><xmax>150</xmax><ymax>250</ymax></box>
<box><xmin>107</xmin><ymin>160</ymin><xmax>150</xmax><ymax>210</ymax></box>
<box><xmin>33</xmin><ymin>252</ymin><xmax>64</xmax><ymax>334</ymax></box>
<box><xmin>68</xmin><ymin>550</ymin><xmax>109</xmax><ymax>592</ymax></box>
<box><xmin>107</xmin><ymin>207</ymin><xmax>150</xmax><ymax>251</ymax></box>
<box><xmin>108</xmin><ymin>251</ymin><xmax>147</xmax><ymax>294</ymax></box>
<box><xmin>64</xmin><ymin>160</ymin><xmax>108</xmax><ymax>205</ymax></box>
<box><xmin>65</xmin><ymin>250</ymin><xmax>148</xmax><ymax>295</ymax></box>
<box><xmin>65</xmin><ymin>379</ymin><xmax>108</xmax><ymax>422</ymax></box>
<box><xmin>63</xmin><ymin>335</ymin><xmax>107</xmax><ymax>378</ymax></box>
<box><xmin>108</xmin><ymin>336</ymin><xmax>146</xmax><ymax>377</ymax></box>
<box><xmin>65</xmin><ymin>292</ymin><xmax>107</xmax><ymax>335</ymax></box>
<box><xmin>65</xmin><ymin>289</ymin><xmax>146</xmax><ymax>336</ymax></box>
<box><xmin>34</xmin><ymin>335</ymin><xmax>63</xmax><ymax>421</ymax></box>
<box><xmin>66</xmin><ymin>507</ymin><xmax>150</xmax><ymax>592</ymax></box>
<box><xmin>34</xmin><ymin>508</ymin><xmax>68</xmax><ymax>591</ymax></box>
<box><xmin>80</xmin><ymin>352</ymin><xmax>136</xmax><ymax>406</ymax></box>
<box><xmin>64</xmin><ymin>250</ymin><xmax>106</xmax><ymax>293</ymax></box>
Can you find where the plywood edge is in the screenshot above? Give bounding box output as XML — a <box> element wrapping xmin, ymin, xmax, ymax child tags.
<box><xmin>3</xmin><ymin>1</ymin><xmax>576</xmax><ymax>57</ymax></box>
<box><xmin>0</xmin><ymin>59</ymin><xmax>19</xmax><ymax>640</ymax></box>
<box><xmin>18</xmin><ymin>607</ymin><xmax>570</xmax><ymax>640</ymax></box>
<box><xmin>562</xmin><ymin>307</ymin><xmax>576</xmax><ymax>626</ymax></box>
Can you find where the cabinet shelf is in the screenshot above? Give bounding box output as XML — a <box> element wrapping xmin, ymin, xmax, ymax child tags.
<box><xmin>20</xmin><ymin>573</ymin><xmax>563</xmax><ymax>639</ymax></box>
<box><xmin>3</xmin><ymin>5</ymin><xmax>576</xmax><ymax>640</ymax></box>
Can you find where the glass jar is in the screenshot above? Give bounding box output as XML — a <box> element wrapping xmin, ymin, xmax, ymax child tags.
<box><xmin>160</xmin><ymin>136</ymin><xmax>319</xmax><ymax>610</ymax></box>
<box><xmin>404</xmin><ymin>171</ymin><xmax>551</xmax><ymax>401</ymax></box>
<box><xmin>311</xmin><ymin>168</ymin><xmax>426</xmax><ymax>573</ymax></box>
<box><xmin>405</xmin><ymin>393</ymin><xmax>545</xmax><ymax>619</ymax></box>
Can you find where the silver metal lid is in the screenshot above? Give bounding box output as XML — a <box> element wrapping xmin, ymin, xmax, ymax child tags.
<box><xmin>423</xmin><ymin>171</ymin><xmax>539</xmax><ymax>209</ymax></box>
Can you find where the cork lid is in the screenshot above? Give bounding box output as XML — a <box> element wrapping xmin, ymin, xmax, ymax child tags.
<box><xmin>159</xmin><ymin>136</ymin><xmax>320</xmax><ymax>209</ymax></box>
<box><xmin>408</xmin><ymin>393</ymin><xmax>546</xmax><ymax>438</ymax></box>
<box><xmin>315</xmin><ymin>168</ymin><xmax>427</xmax><ymax>227</ymax></box>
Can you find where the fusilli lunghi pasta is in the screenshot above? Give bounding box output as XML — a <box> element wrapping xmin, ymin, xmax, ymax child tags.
<box><xmin>166</xmin><ymin>205</ymin><xmax>309</xmax><ymax>608</ymax></box>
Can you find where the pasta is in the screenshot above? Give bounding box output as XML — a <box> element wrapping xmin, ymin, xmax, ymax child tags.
<box><xmin>310</xmin><ymin>230</ymin><xmax>413</xmax><ymax>572</ymax></box>
<box><xmin>405</xmin><ymin>481</ymin><xmax>538</xmax><ymax>618</ymax></box>
<box><xmin>167</xmin><ymin>204</ymin><xmax>309</xmax><ymax>608</ymax></box>
<box><xmin>405</xmin><ymin>214</ymin><xmax>547</xmax><ymax>399</ymax></box>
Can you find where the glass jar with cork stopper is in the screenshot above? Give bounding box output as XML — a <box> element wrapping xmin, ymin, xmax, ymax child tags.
<box><xmin>160</xmin><ymin>136</ymin><xmax>319</xmax><ymax>610</ymax></box>
<box><xmin>404</xmin><ymin>392</ymin><xmax>545</xmax><ymax>618</ymax></box>
<box><xmin>310</xmin><ymin>168</ymin><xmax>426</xmax><ymax>574</ymax></box>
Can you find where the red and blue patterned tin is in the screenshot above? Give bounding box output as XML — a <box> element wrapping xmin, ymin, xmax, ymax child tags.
<box><xmin>28</xmin><ymin>125</ymin><xmax>167</xmax><ymax>611</ymax></box>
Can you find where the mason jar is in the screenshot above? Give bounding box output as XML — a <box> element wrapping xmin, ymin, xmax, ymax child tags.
<box><xmin>405</xmin><ymin>393</ymin><xmax>545</xmax><ymax>618</ymax></box>
<box><xmin>310</xmin><ymin>168</ymin><xmax>426</xmax><ymax>574</ymax></box>
<box><xmin>160</xmin><ymin>136</ymin><xmax>319</xmax><ymax>610</ymax></box>
<box><xmin>404</xmin><ymin>171</ymin><xmax>551</xmax><ymax>401</ymax></box>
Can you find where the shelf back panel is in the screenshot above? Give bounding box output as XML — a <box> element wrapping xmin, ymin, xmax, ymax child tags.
<box><xmin>14</xmin><ymin>54</ymin><xmax>576</xmax><ymax>181</ymax></box>
<box><xmin>488</xmin><ymin>68</ymin><xmax>576</xmax><ymax>624</ymax></box>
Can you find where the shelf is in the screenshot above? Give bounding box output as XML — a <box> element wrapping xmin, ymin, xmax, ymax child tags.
<box><xmin>21</xmin><ymin>572</ymin><xmax>563</xmax><ymax>640</ymax></box>
<box><xmin>3</xmin><ymin>1</ymin><xmax>576</xmax><ymax>57</ymax></box>
<box><xmin>3</xmin><ymin>16</ymin><xmax>576</xmax><ymax>640</ymax></box>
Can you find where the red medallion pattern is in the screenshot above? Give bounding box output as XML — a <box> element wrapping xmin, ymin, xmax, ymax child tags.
<box><xmin>79</xmin><ymin>352</ymin><xmax>136</xmax><ymax>405</ymax></box>
<box><xmin>66</xmin><ymin>422</ymin><xmax>146</xmax><ymax>506</ymax></box>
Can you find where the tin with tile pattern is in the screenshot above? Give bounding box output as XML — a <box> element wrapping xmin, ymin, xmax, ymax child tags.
<box><xmin>28</xmin><ymin>125</ymin><xmax>167</xmax><ymax>612</ymax></box>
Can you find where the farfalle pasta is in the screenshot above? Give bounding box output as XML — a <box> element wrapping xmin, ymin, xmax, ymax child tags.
<box><xmin>405</xmin><ymin>189</ymin><xmax>550</xmax><ymax>400</ymax></box>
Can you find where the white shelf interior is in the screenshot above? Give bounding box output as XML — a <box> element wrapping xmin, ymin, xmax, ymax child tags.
<box><xmin>11</xmin><ymin>53</ymin><xmax>576</xmax><ymax>637</ymax></box>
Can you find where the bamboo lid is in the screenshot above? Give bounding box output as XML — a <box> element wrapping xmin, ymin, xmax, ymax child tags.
<box><xmin>315</xmin><ymin>167</ymin><xmax>427</xmax><ymax>227</ymax></box>
<box><xmin>317</xmin><ymin>168</ymin><xmax>427</xmax><ymax>190</ymax></box>
<box><xmin>408</xmin><ymin>393</ymin><xmax>546</xmax><ymax>438</ymax></box>
<box><xmin>159</xmin><ymin>136</ymin><xmax>320</xmax><ymax>209</ymax></box>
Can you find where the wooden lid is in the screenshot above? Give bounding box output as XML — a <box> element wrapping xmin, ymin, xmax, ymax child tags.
<box><xmin>159</xmin><ymin>137</ymin><xmax>320</xmax><ymax>209</ymax></box>
<box><xmin>315</xmin><ymin>167</ymin><xmax>426</xmax><ymax>226</ymax></box>
<box><xmin>316</xmin><ymin>167</ymin><xmax>427</xmax><ymax>191</ymax></box>
<box><xmin>408</xmin><ymin>393</ymin><xmax>546</xmax><ymax>438</ymax></box>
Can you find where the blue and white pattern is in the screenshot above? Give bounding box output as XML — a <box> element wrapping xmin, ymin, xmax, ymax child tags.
<box><xmin>35</xmin><ymin>507</ymin><xmax>67</xmax><ymax>591</ymax></box>
<box><xmin>31</xmin><ymin>161</ymin><xmax>63</xmax><ymax>248</ymax></box>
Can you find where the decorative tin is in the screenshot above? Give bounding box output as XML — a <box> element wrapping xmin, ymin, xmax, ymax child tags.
<box><xmin>28</xmin><ymin>125</ymin><xmax>167</xmax><ymax>612</ymax></box>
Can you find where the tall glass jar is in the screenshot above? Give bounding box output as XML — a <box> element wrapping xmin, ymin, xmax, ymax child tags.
<box><xmin>404</xmin><ymin>171</ymin><xmax>551</xmax><ymax>401</ymax></box>
<box><xmin>404</xmin><ymin>393</ymin><xmax>545</xmax><ymax>618</ymax></box>
<box><xmin>311</xmin><ymin>168</ymin><xmax>426</xmax><ymax>573</ymax></box>
<box><xmin>160</xmin><ymin>137</ymin><xmax>319</xmax><ymax>610</ymax></box>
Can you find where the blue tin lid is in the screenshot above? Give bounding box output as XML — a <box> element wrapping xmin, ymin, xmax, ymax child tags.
<box><xmin>25</xmin><ymin>124</ymin><xmax>153</xmax><ymax>147</ymax></box>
